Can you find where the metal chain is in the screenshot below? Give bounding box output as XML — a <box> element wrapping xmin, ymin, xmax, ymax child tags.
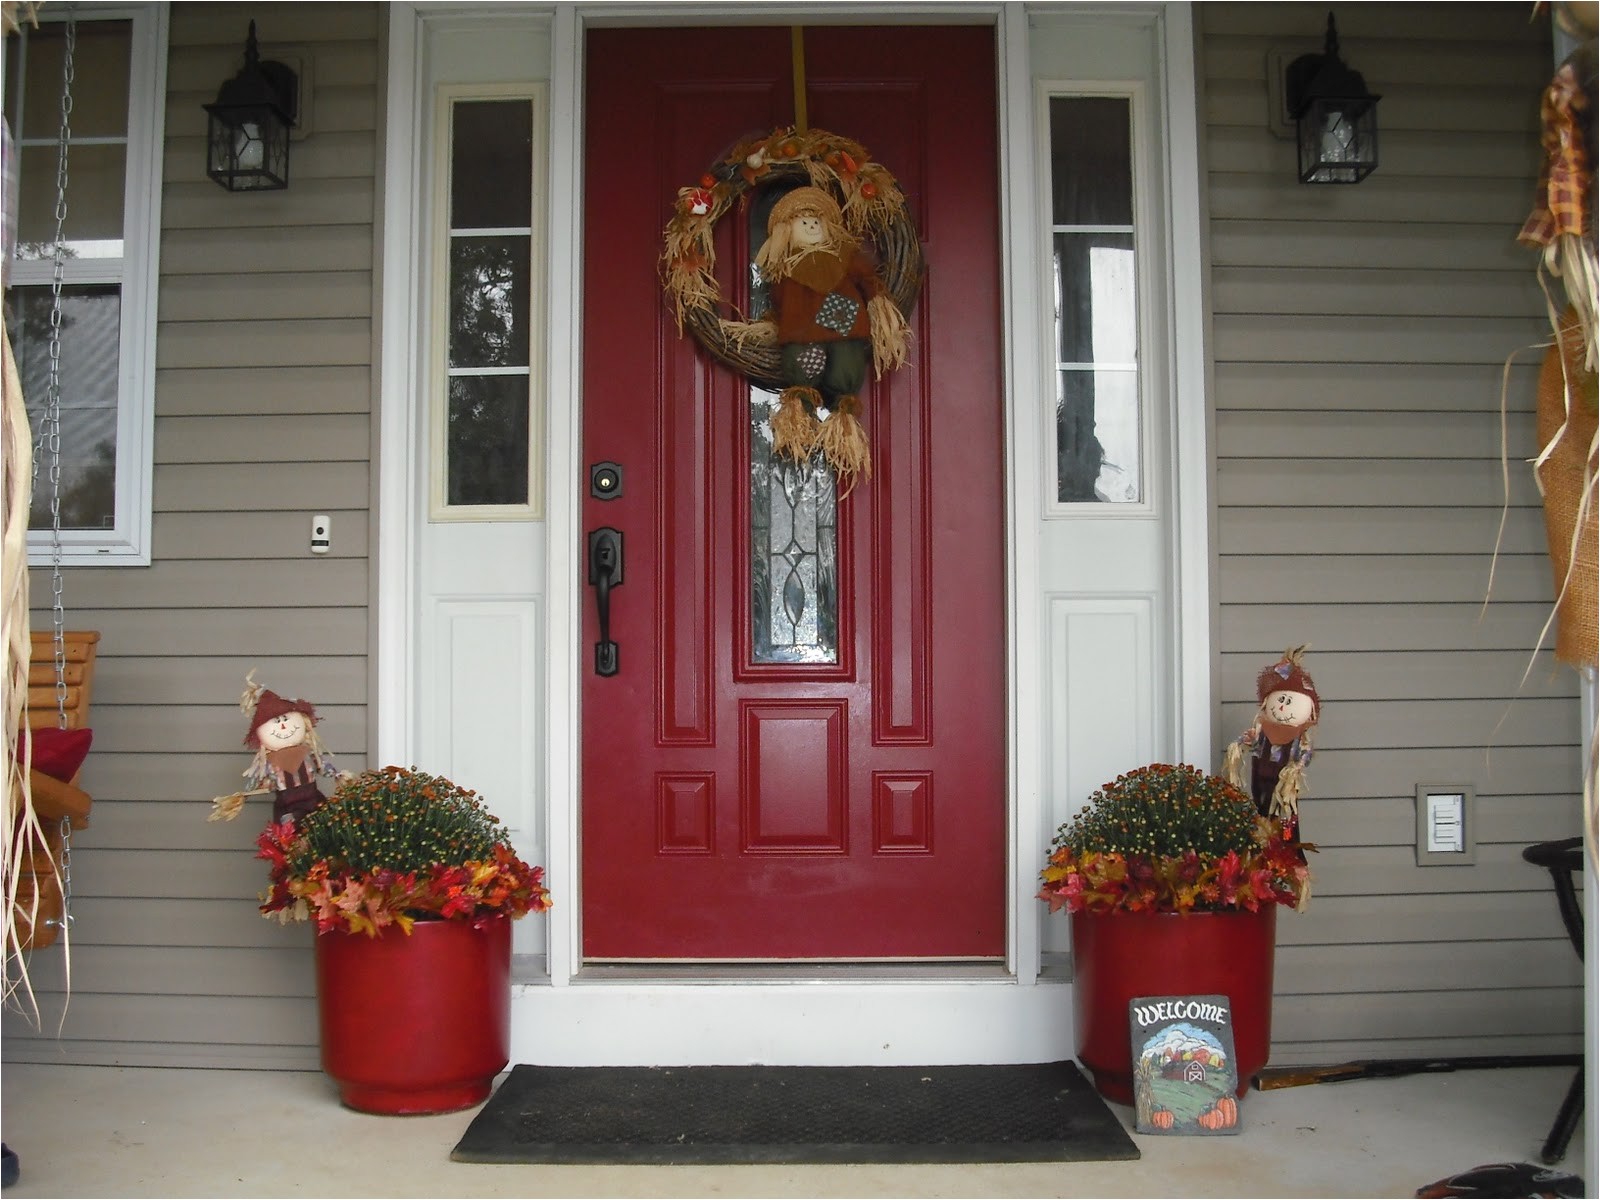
<box><xmin>45</xmin><ymin>13</ymin><xmax>76</xmax><ymax>730</ymax></box>
<box><xmin>38</xmin><ymin>11</ymin><xmax>78</xmax><ymax>935</ymax></box>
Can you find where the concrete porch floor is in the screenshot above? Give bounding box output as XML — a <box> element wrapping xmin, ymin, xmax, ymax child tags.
<box><xmin>0</xmin><ymin>1061</ymin><xmax>1588</xmax><ymax>1198</ymax></box>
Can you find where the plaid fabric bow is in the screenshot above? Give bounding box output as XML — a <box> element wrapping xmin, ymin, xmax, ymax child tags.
<box><xmin>1519</xmin><ymin>59</ymin><xmax>1593</xmax><ymax>249</ymax></box>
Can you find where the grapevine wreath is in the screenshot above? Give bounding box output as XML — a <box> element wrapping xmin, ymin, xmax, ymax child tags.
<box><xmin>660</xmin><ymin>126</ymin><xmax>924</xmax><ymax>491</ymax></box>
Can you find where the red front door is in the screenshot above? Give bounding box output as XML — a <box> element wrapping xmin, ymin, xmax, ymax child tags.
<box><xmin>581</xmin><ymin>25</ymin><xmax>1005</xmax><ymax>960</ymax></box>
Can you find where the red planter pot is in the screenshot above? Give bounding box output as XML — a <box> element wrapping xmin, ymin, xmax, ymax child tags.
<box><xmin>315</xmin><ymin>916</ymin><xmax>511</xmax><ymax>1114</ymax></box>
<box><xmin>1071</xmin><ymin>905</ymin><xmax>1276</xmax><ymax>1105</ymax></box>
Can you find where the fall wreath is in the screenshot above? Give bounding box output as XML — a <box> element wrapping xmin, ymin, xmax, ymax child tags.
<box><xmin>660</xmin><ymin>127</ymin><xmax>924</xmax><ymax>489</ymax></box>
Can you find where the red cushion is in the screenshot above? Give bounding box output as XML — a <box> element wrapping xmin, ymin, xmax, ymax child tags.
<box><xmin>16</xmin><ymin>726</ymin><xmax>93</xmax><ymax>782</ymax></box>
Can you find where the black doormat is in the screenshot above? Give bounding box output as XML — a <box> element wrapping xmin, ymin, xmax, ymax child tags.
<box><xmin>450</xmin><ymin>1061</ymin><xmax>1140</xmax><ymax>1165</ymax></box>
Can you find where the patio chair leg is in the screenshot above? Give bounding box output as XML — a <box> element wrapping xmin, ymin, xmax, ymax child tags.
<box><xmin>1539</xmin><ymin>1064</ymin><xmax>1584</xmax><ymax>1166</ymax></box>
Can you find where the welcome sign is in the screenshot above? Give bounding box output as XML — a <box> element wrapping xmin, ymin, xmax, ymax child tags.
<box><xmin>1128</xmin><ymin>994</ymin><xmax>1242</xmax><ymax>1135</ymax></box>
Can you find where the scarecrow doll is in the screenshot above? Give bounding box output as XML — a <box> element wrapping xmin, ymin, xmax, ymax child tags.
<box><xmin>754</xmin><ymin>185</ymin><xmax>911</xmax><ymax>492</ymax></box>
<box><xmin>208</xmin><ymin>670</ymin><xmax>342</xmax><ymax>826</ymax></box>
<box><xmin>1224</xmin><ymin>645</ymin><xmax>1320</xmax><ymax>845</ymax></box>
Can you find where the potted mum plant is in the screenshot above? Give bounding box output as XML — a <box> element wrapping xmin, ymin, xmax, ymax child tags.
<box><xmin>1039</xmin><ymin>763</ymin><xmax>1310</xmax><ymax>1106</ymax></box>
<box><xmin>257</xmin><ymin>765</ymin><xmax>552</xmax><ymax>1115</ymax></box>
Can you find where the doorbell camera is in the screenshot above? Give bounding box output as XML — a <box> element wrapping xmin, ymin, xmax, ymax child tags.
<box><xmin>311</xmin><ymin>514</ymin><xmax>331</xmax><ymax>554</ymax></box>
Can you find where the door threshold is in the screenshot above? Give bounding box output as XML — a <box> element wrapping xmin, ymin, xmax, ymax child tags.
<box><xmin>571</xmin><ymin>960</ymin><xmax>1012</xmax><ymax>983</ymax></box>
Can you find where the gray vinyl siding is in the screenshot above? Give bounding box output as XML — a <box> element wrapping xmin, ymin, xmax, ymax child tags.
<box><xmin>5</xmin><ymin>2</ymin><xmax>380</xmax><ymax>1069</ymax></box>
<box><xmin>1201</xmin><ymin>3</ymin><xmax>1585</xmax><ymax>1061</ymax></box>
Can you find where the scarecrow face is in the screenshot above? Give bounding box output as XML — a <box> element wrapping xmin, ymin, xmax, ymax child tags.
<box><xmin>1261</xmin><ymin>688</ymin><xmax>1314</xmax><ymax>729</ymax></box>
<box><xmin>790</xmin><ymin>212</ymin><xmax>828</xmax><ymax>249</ymax></box>
<box><xmin>256</xmin><ymin>710</ymin><xmax>309</xmax><ymax>750</ymax></box>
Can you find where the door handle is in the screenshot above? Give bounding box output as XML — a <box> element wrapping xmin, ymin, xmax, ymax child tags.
<box><xmin>588</xmin><ymin>527</ymin><xmax>624</xmax><ymax>676</ymax></box>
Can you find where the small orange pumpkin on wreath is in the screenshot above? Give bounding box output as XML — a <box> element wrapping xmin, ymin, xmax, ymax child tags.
<box><xmin>660</xmin><ymin>126</ymin><xmax>924</xmax><ymax>494</ymax></box>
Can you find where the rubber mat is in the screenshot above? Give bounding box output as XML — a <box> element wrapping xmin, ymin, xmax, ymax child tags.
<box><xmin>450</xmin><ymin>1060</ymin><xmax>1140</xmax><ymax>1165</ymax></box>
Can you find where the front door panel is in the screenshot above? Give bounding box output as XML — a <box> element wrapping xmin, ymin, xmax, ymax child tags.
<box><xmin>581</xmin><ymin>25</ymin><xmax>1005</xmax><ymax>960</ymax></box>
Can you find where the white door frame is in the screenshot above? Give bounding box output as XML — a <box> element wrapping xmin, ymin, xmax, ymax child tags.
<box><xmin>376</xmin><ymin>1</ymin><xmax>1211</xmax><ymax>1065</ymax></box>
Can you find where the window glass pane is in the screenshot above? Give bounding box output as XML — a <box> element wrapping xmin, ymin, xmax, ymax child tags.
<box><xmin>15</xmin><ymin>21</ymin><xmax>130</xmax><ymax>140</ymax></box>
<box><xmin>1049</xmin><ymin>96</ymin><xmax>1133</xmax><ymax>226</ymax></box>
<box><xmin>451</xmin><ymin>100</ymin><xmax>533</xmax><ymax>229</ymax></box>
<box><xmin>446</xmin><ymin>375</ymin><xmax>530</xmax><ymax>506</ymax></box>
<box><xmin>750</xmin><ymin>390</ymin><xmax>838</xmax><ymax>664</ymax></box>
<box><xmin>448</xmin><ymin>235</ymin><xmax>530</xmax><ymax>368</ymax></box>
<box><xmin>1054</xmin><ymin>231</ymin><xmax>1135</xmax><ymax>365</ymax></box>
<box><xmin>15</xmin><ymin>143</ymin><xmax>127</xmax><ymax>254</ymax></box>
<box><xmin>1057</xmin><ymin>369</ymin><xmax>1139</xmax><ymax>504</ymax></box>
<box><xmin>6</xmin><ymin>284</ymin><xmax>121</xmax><ymax>530</ymax></box>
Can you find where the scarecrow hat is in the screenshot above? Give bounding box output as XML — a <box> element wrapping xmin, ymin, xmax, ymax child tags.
<box><xmin>1255</xmin><ymin>646</ymin><xmax>1320</xmax><ymax>719</ymax></box>
<box><xmin>767</xmin><ymin>186</ymin><xmax>843</xmax><ymax>235</ymax></box>
<box><xmin>245</xmin><ymin>688</ymin><xmax>319</xmax><ymax>747</ymax></box>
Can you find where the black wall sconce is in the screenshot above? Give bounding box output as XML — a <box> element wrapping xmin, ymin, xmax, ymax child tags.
<box><xmin>1284</xmin><ymin>12</ymin><xmax>1381</xmax><ymax>184</ymax></box>
<box><xmin>205</xmin><ymin>21</ymin><xmax>298</xmax><ymax>191</ymax></box>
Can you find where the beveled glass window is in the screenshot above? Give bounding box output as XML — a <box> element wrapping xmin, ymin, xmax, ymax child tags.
<box><xmin>433</xmin><ymin>93</ymin><xmax>544</xmax><ymax>518</ymax></box>
<box><xmin>1048</xmin><ymin>95</ymin><xmax>1141</xmax><ymax>505</ymax></box>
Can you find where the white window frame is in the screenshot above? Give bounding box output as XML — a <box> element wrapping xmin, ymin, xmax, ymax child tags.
<box><xmin>1036</xmin><ymin>80</ymin><xmax>1159</xmax><ymax>520</ymax></box>
<box><xmin>428</xmin><ymin>81</ymin><xmax>547</xmax><ymax>523</ymax></box>
<box><xmin>11</xmin><ymin>2</ymin><xmax>166</xmax><ymax>566</ymax></box>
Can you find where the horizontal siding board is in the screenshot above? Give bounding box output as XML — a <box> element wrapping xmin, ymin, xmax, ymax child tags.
<box><xmin>1218</xmin><ymin>555</ymin><xmax>1554</xmax><ymax>605</ymax></box>
<box><xmin>1208</xmin><ymin>174</ymin><xmax>1534</xmax><ymax>226</ymax></box>
<box><xmin>1199</xmin><ymin>2</ymin><xmax>1544</xmax><ymax>44</ymax></box>
<box><xmin>72</xmin><ymin>849</ymin><xmax>274</xmax><ymax>901</ymax></box>
<box><xmin>1296</xmin><ymin>844</ymin><xmax>1578</xmax><ymax>899</ymax></box>
<box><xmin>85</xmin><ymin>750</ymin><xmax>371</xmax><ymax>806</ymax></box>
<box><xmin>1218</xmin><ymin>508</ymin><xmax>1545</xmax><ymax>555</ymax></box>
<box><xmin>44</xmin><ymin>609</ymin><xmax>367</xmax><ymax>658</ymax></box>
<box><xmin>1270</xmin><ymin>1033</ymin><xmax>1581</xmax><ymax>1062</ymax></box>
<box><xmin>164</xmin><ymin>86</ymin><xmax>378</xmax><ymax>142</ymax></box>
<box><xmin>157</xmin><ymin>413</ymin><xmax>371</xmax><ymax>463</ymax></box>
<box><xmin>1279</xmin><ymin>890</ymin><xmax>1578</xmax><ymax>946</ymax></box>
<box><xmin>156</xmin><ymin>463</ymin><xmax>371</xmax><ymax>512</ymax></box>
<box><xmin>38</xmin><ymin>898</ymin><xmax>301</xmax><ymax>949</ymax></box>
<box><xmin>1296</xmin><ymin>795</ymin><xmax>1583</xmax><ymax>850</ymax></box>
<box><xmin>1218</xmin><ymin>601</ymin><xmax>1562</xmax><ymax>652</ymax></box>
<box><xmin>44</xmin><ymin>559</ymin><xmax>368</xmax><ymax>609</ymax></box>
<box><xmin>1215</xmin><ymin>412</ymin><xmax>1539</xmax><ymax>460</ymax></box>
<box><xmin>156</xmin><ymin>319</ymin><xmax>373</xmax><ymax>370</ymax></box>
<box><xmin>1272</xmin><ymin>987</ymin><xmax>1582</xmax><ymax>1044</ymax></box>
<box><xmin>1210</xmin><ymin>220</ymin><xmax>1537</xmax><ymax>272</ymax></box>
<box><xmin>157</xmin><ymin>365</ymin><xmax>371</xmax><ymax>416</ymax></box>
<box><xmin>90</xmin><ymin>655</ymin><xmax>367</xmax><ymax>708</ymax></box>
<box><xmin>168</xmin><ymin>2</ymin><xmax>379</xmax><ymax>44</ymax></box>
<box><xmin>1218</xmin><ymin>649</ymin><xmax>1577</xmax><ymax>702</ymax></box>
<box><xmin>1215</xmin><ymin>361</ymin><xmax>1539</xmax><ymax>414</ymax></box>
<box><xmin>0</xmin><ymin>993</ymin><xmax>317</xmax><ymax>1047</ymax></box>
<box><xmin>1206</xmin><ymin>127</ymin><xmax>1541</xmax><ymax>180</ymax></box>
<box><xmin>158</xmin><ymin>271</ymin><xmax>373</xmax><ymax>322</ymax></box>
<box><xmin>1203</xmin><ymin>37</ymin><xmax>1549</xmax><ymax>89</ymax></box>
<box><xmin>2</xmin><ymin>1040</ymin><xmax>322</xmax><ymax>1069</ymax></box>
<box><xmin>1212</xmin><ymin>267</ymin><xmax>1545</xmax><ymax>319</ymax></box>
<box><xmin>160</xmin><ymin>226</ymin><xmax>374</xmax><ymax>275</ymax></box>
<box><xmin>162</xmin><ymin>130</ymin><xmax>378</xmax><ymax>183</ymax></box>
<box><xmin>1277</xmin><ymin>940</ymin><xmax>1581</xmax><ymax>995</ymax></box>
<box><xmin>151</xmin><ymin>512</ymin><xmax>371</xmax><ymax>559</ymax></box>
<box><xmin>161</xmin><ymin>178</ymin><xmax>376</xmax><ymax>232</ymax></box>
<box><xmin>1212</xmin><ymin>314</ymin><xmax>1552</xmax><ymax>367</ymax></box>
<box><xmin>14</xmin><ymin>946</ymin><xmax>315</xmax><ymax>998</ymax></box>
<box><xmin>1219</xmin><ymin>696</ymin><xmax>1573</xmax><ymax>750</ymax></box>
<box><xmin>1216</xmin><ymin>461</ymin><xmax>1542</xmax><ymax>509</ymax></box>
<box><xmin>88</xmin><ymin>703</ymin><xmax>365</xmax><ymax>756</ymax></box>
<box><xmin>1207</xmin><ymin>81</ymin><xmax>1540</xmax><ymax>137</ymax></box>
<box><xmin>1295</xmin><ymin>746</ymin><xmax>1581</xmax><ymax>801</ymax></box>
<box><xmin>166</xmin><ymin>36</ymin><xmax>381</xmax><ymax>90</ymax></box>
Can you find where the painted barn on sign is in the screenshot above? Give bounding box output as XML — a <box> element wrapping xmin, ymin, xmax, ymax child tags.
<box><xmin>3</xmin><ymin>1</ymin><xmax>1590</xmax><ymax>1081</ymax></box>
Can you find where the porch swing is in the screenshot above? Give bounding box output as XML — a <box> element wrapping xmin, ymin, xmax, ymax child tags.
<box><xmin>4</xmin><ymin>5</ymin><xmax>99</xmax><ymax>957</ymax></box>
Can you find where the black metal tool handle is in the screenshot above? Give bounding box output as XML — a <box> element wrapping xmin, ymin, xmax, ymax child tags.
<box><xmin>588</xmin><ymin>527</ymin><xmax>623</xmax><ymax>676</ymax></box>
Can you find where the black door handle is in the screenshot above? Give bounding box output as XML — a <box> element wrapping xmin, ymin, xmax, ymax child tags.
<box><xmin>588</xmin><ymin>527</ymin><xmax>623</xmax><ymax>676</ymax></box>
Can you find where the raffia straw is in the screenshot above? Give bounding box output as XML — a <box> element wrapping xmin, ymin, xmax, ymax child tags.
<box><xmin>867</xmin><ymin>293</ymin><xmax>912</xmax><ymax>377</ymax></box>
<box><xmin>771</xmin><ymin>387</ymin><xmax>822</xmax><ymax>464</ymax></box>
<box><xmin>2</xmin><ymin>320</ymin><xmax>47</xmax><ymax>1021</ymax></box>
<box><xmin>816</xmin><ymin>401</ymin><xmax>872</xmax><ymax>499</ymax></box>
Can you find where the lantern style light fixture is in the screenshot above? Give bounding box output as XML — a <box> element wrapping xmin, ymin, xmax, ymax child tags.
<box><xmin>204</xmin><ymin>21</ymin><xmax>298</xmax><ymax>191</ymax></box>
<box><xmin>1284</xmin><ymin>12</ymin><xmax>1381</xmax><ymax>184</ymax></box>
